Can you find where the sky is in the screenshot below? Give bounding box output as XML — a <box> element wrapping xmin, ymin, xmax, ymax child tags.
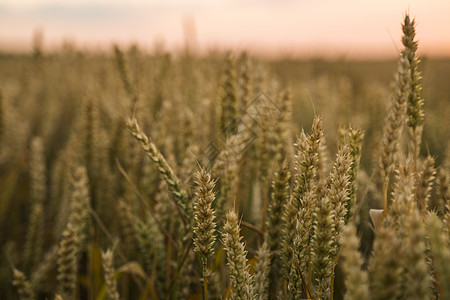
<box><xmin>1</xmin><ymin>0</ymin><xmax>449</xmax><ymax>58</ymax></box>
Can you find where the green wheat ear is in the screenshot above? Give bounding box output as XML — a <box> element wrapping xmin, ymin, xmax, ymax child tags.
<box><xmin>57</xmin><ymin>222</ymin><xmax>78</xmax><ymax>297</ymax></box>
<box><xmin>426</xmin><ymin>213</ymin><xmax>450</xmax><ymax>299</ymax></box>
<box><xmin>402</xmin><ymin>209</ymin><xmax>431</xmax><ymax>300</ymax></box>
<box><xmin>369</xmin><ymin>225</ymin><xmax>403</xmax><ymax>300</ymax></box>
<box><xmin>222</xmin><ymin>210</ymin><xmax>255</xmax><ymax>300</ymax></box>
<box><xmin>192</xmin><ymin>167</ymin><xmax>217</xmax><ymax>300</ymax></box>
<box><xmin>338</xmin><ymin>126</ymin><xmax>364</xmax><ymax>221</ymax></box>
<box><xmin>311</xmin><ymin>195</ymin><xmax>334</xmax><ymax>299</ymax></box>
<box><xmin>415</xmin><ymin>155</ymin><xmax>436</xmax><ymax>213</ymax></box>
<box><xmin>379</xmin><ymin>55</ymin><xmax>411</xmax><ymax>213</ymax></box>
<box><xmin>12</xmin><ymin>269</ymin><xmax>35</xmax><ymax>300</ymax></box>
<box><xmin>193</xmin><ymin>167</ymin><xmax>217</xmax><ymax>259</ymax></box>
<box><xmin>266</xmin><ymin>161</ymin><xmax>290</xmax><ymax>294</ymax></box>
<box><xmin>402</xmin><ymin>15</ymin><xmax>425</xmax><ymax>167</ymax></box>
<box><xmin>101</xmin><ymin>249</ymin><xmax>120</xmax><ymax>300</ymax></box>
<box><xmin>340</xmin><ymin>223</ymin><xmax>369</xmax><ymax>300</ymax></box>
<box><xmin>253</xmin><ymin>242</ymin><xmax>271</xmax><ymax>300</ymax></box>
<box><xmin>127</xmin><ymin>117</ymin><xmax>192</xmax><ymax>223</ymax></box>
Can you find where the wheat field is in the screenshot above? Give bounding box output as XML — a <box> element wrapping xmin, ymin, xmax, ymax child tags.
<box><xmin>0</xmin><ymin>14</ymin><xmax>449</xmax><ymax>300</ymax></box>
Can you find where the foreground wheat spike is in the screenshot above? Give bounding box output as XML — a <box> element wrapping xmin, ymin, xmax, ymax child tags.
<box><xmin>338</xmin><ymin>126</ymin><xmax>364</xmax><ymax>220</ymax></box>
<box><xmin>312</xmin><ymin>116</ymin><xmax>329</xmax><ymax>194</ymax></box>
<box><xmin>280</xmin><ymin>199</ymin><xmax>298</xmax><ymax>281</ymax></box>
<box><xmin>445</xmin><ymin>191</ymin><xmax>450</xmax><ymax>240</ymax></box>
<box><xmin>340</xmin><ymin>224</ymin><xmax>369</xmax><ymax>300</ymax></box>
<box><xmin>403</xmin><ymin>209</ymin><xmax>432</xmax><ymax>300</ymax></box>
<box><xmin>193</xmin><ymin>168</ymin><xmax>217</xmax><ymax>259</ymax></box>
<box><xmin>293</xmin><ymin>130</ymin><xmax>318</xmax><ymax>207</ymax></box>
<box><xmin>193</xmin><ymin>168</ymin><xmax>217</xmax><ymax>299</ymax></box>
<box><xmin>101</xmin><ymin>249</ymin><xmax>120</xmax><ymax>300</ymax></box>
<box><xmin>445</xmin><ymin>206</ymin><xmax>450</xmax><ymax>241</ymax></box>
<box><xmin>369</xmin><ymin>225</ymin><xmax>403</xmax><ymax>300</ymax></box>
<box><xmin>12</xmin><ymin>269</ymin><xmax>35</xmax><ymax>300</ymax></box>
<box><xmin>222</xmin><ymin>210</ymin><xmax>255</xmax><ymax>300</ymax></box>
<box><xmin>379</xmin><ymin>56</ymin><xmax>411</xmax><ymax>212</ymax></box>
<box><xmin>127</xmin><ymin>117</ymin><xmax>191</xmax><ymax>222</ymax></box>
<box><xmin>426</xmin><ymin>213</ymin><xmax>450</xmax><ymax>299</ymax></box>
<box><xmin>290</xmin><ymin>190</ymin><xmax>315</xmax><ymax>297</ymax></box>
<box><xmin>415</xmin><ymin>155</ymin><xmax>436</xmax><ymax>213</ymax></box>
<box><xmin>285</xmin><ymin>128</ymin><xmax>320</xmax><ymax>288</ymax></box>
<box><xmin>386</xmin><ymin>161</ymin><xmax>416</xmax><ymax>228</ymax></box>
<box><xmin>57</xmin><ymin>222</ymin><xmax>78</xmax><ymax>297</ymax></box>
<box><xmin>266</xmin><ymin>162</ymin><xmax>290</xmax><ymax>292</ymax></box>
<box><xmin>311</xmin><ymin>195</ymin><xmax>334</xmax><ymax>299</ymax></box>
<box><xmin>266</xmin><ymin>162</ymin><xmax>291</xmax><ymax>250</ymax></box>
<box><xmin>327</xmin><ymin>145</ymin><xmax>352</xmax><ymax>256</ymax></box>
<box><xmin>402</xmin><ymin>15</ymin><xmax>425</xmax><ymax>166</ymax></box>
<box><xmin>434</xmin><ymin>167</ymin><xmax>449</xmax><ymax>217</ymax></box>
<box><xmin>254</xmin><ymin>242</ymin><xmax>271</xmax><ymax>300</ymax></box>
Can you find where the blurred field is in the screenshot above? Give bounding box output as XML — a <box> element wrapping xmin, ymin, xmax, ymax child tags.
<box><xmin>0</xmin><ymin>45</ymin><xmax>449</xmax><ymax>299</ymax></box>
<box><xmin>269</xmin><ymin>58</ymin><xmax>450</xmax><ymax>162</ymax></box>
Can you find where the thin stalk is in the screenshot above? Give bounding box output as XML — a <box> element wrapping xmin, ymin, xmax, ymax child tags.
<box><xmin>240</xmin><ymin>220</ymin><xmax>265</xmax><ymax>237</ymax></box>
<box><xmin>202</xmin><ymin>257</ymin><xmax>208</xmax><ymax>300</ymax></box>
<box><xmin>330</xmin><ymin>264</ymin><xmax>335</xmax><ymax>300</ymax></box>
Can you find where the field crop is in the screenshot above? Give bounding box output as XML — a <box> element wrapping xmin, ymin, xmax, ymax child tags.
<box><xmin>0</xmin><ymin>14</ymin><xmax>449</xmax><ymax>300</ymax></box>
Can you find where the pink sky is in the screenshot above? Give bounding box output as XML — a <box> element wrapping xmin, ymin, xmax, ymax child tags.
<box><xmin>1</xmin><ymin>0</ymin><xmax>449</xmax><ymax>58</ymax></box>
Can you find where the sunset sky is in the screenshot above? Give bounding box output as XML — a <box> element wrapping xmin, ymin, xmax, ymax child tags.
<box><xmin>1</xmin><ymin>0</ymin><xmax>449</xmax><ymax>58</ymax></box>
